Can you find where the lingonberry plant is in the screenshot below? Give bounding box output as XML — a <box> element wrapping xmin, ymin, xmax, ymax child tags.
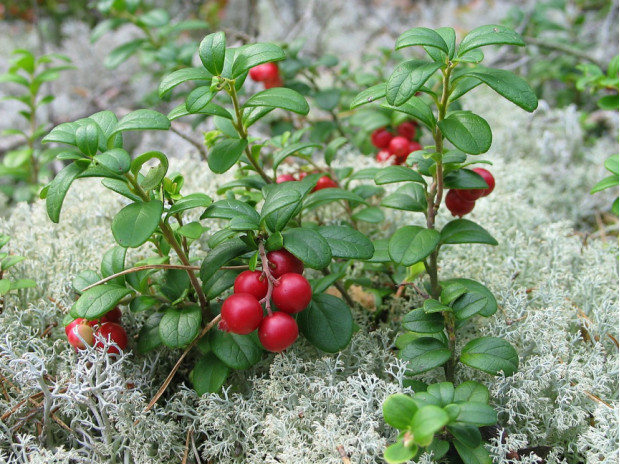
<box><xmin>351</xmin><ymin>25</ymin><xmax>538</xmax><ymax>462</ymax></box>
<box><xmin>0</xmin><ymin>49</ymin><xmax>75</xmax><ymax>202</ymax></box>
<box><xmin>0</xmin><ymin>234</ymin><xmax>36</xmax><ymax>313</ymax></box>
<box><xmin>42</xmin><ymin>31</ymin><xmax>374</xmax><ymax>397</ymax></box>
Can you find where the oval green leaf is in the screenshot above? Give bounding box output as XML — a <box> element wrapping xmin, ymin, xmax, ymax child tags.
<box><xmin>460</xmin><ymin>336</ymin><xmax>519</xmax><ymax>376</ymax></box>
<box><xmin>244</xmin><ymin>87</ymin><xmax>310</xmax><ymax>115</ymax></box>
<box><xmin>159</xmin><ymin>305</ymin><xmax>202</xmax><ymax>348</ymax></box>
<box><xmin>74</xmin><ymin>284</ymin><xmax>133</xmax><ymax>320</ymax></box>
<box><xmin>297</xmin><ymin>293</ymin><xmax>353</xmax><ymax>353</ymax></box>
<box><xmin>462</xmin><ymin>67</ymin><xmax>538</xmax><ymax>112</ymax></box>
<box><xmin>199</xmin><ymin>31</ymin><xmax>226</xmax><ymax>76</ymax></box>
<box><xmin>231</xmin><ymin>42</ymin><xmax>285</xmax><ymax>78</ymax></box>
<box><xmin>396</xmin><ymin>27</ymin><xmax>449</xmax><ymax>54</ymax></box>
<box><xmin>457</xmin><ymin>24</ymin><xmax>525</xmax><ymax>56</ymax></box>
<box><xmin>402</xmin><ymin>308</ymin><xmax>444</xmax><ymax>333</ymax></box>
<box><xmin>382</xmin><ymin>393</ymin><xmax>418</xmax><ymax>429</ymax></box>
<box><xmin>111</xmin><ymin>200</ymin><xmax>163</xmax><ymax>248</ymax></box>
<box><xmin>192</xmin><ymin>353</ymin><xmax>230</xmax><ymax>395</ymax></box>
<box><xmin>210</xmin><ymin>330</ymin><xmax>263</xmax><ymax>369</ymax></box>
<box><xmin>282</xmin><ymin>227</ymin><xmax>332</xmax><ymax>269</ymax></box>
<box><xmin>389</xmin><ymin>226</ymin><xmax>440</xmax><ymax>266</ymax></box>
<box><xmin>440</xmin><ymin>219</ymin><xmax>498</xmax><ymax>245</ymax></box>
<box><xmin>438</xmin><ymin>111</ymin><xmax>492</xmax><ymax>155</ymax></box>
<box><xmin>207</xmin><ymin>138</ymin><xmax>248</xmax><ymax>174</ymax></box>
<box><xmin>401</xmin><ymin>337</ymin><xmax>451</xmax><ymax>375</ymax></box>
<box><xmin>317</xmin><ymin>225</ymin><xmax>374</xmax><ymax>259</ymax></box>
<box><xmin>159</xmin><ymin>67</ymin><xmax>212</xmax><ymax>97</ymax></box>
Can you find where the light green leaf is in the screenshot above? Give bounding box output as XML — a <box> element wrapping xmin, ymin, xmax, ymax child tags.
<box><xmin>159</xmin><ymin>305</ymin><xmax>202</xmax><ymax>348</ymax></box>
<box><xmin>199</xmin><ymin>31</ymin><xmax>226</xmax><ymax>76</ymax></box>
<box><xmin>74</xmin><ymin>284</ymin><xmax>133</xmax><ymax>320</ymax></box>
<box><xmin>402</xmin><ymin>308</ymin><xmax>444</xmax><ymax>333</ymax></box>
<box><xmin>282</xmin><ymin>227</ymin><xmax>332</xmax><ymax>269</ymax></box>
<box><xmin>350</xmin><ymin>83</ymin><xmax>386</xmax><ymax>109</ymax></box>
<box><xmin>111</xmin><ymin>200</ymin><xmax>163</xmax><ymax>248</ymax></box>
<box><xmin>461</xmin><ymin>67</ymin><xmax>538</xmax><ymax>112</ymax></box>
<box><xmin>381</xmin><ymin>183</ymin><xmax>427</xmax><ymax>212</ymax></box>
<box><xmin>440</xmin><ymin>219</ymin><xmax>498</xmax><ymax>245</ymax></box>
<box><xmin>159</xmin><ymin>67</ymin><xmax>212</xmax><ymax>97</ymax></box>
<box><xmin>109</xmin><ymin>110</ymin><xmax>170</xmax><ymax>140</ymax></box>
<box><xmin>388</xmin><ymin>226</ymin><xmax>440</xmax><ymax>265</ymax></box>
<box><xmin>374</xmin><ymin>165</ymin><xmax>425</xmax><ymax>185</ymax></box>
<box><xmin>438</xmin><ymin>111</ymin><xmax>492</xmax><ymax>155</ymax></box>
<box><xmin>457</xmin><ymin>24</ymin><xmax>525</xmax><ymax>56</ymax></box>
<box><xmin>396</xmin><ymin>27</ymin><xmax>449</xmax><ymax>54</ymax></box>
<box><xmin>382</xmin><ymin>394</ymin><xmax>418</xmax><ymax>429</ymax></box>
<box><xmin>207</xmin><ymin>138</ymin><xmax>248</xmax><ymax>174</ymax></box>
<box><xmin>317</xmin><ymin>226</ymin><xmax>374</xmax><ymax>259</ymax></box>
<box><xmin>244</xmin><ymin>88</ymin><xmax>310</xmax><ymax>115</ymax></box>
<box><xmin>387</xmin><ymin>60</ymin><xmax>443</xmax><ymax>106</ymax></box>
<box><xmin>231</xmin><ymin>42</ymin><xmax>285</xmax><ymax>78</ymax></box>
<box><xmin>46</xmin><ymin>162</ymin><xmax>87</xmax><ymax>223</ymax></box>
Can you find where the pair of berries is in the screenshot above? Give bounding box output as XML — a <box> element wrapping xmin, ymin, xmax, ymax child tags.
<box><xmin>65</xmin><ymin>306</ymin><xmax>128</xmax><ymax>355</ymax></box>
<box><xmin>219</xmin><ymin>249</ymin><xmax>312</xmax><ymax>352</ymax></box>
<box><xmin>249</xmin><ymin>62</ymin><xmax>283</xmax><ymax>89</ymax></box>
<box><xmin>372</xmin><ymin>121</ymin><xmax>421</xmax><ymax>165</ymax></box>
<box><xmin>445</xmin><ymin>168</ymin><xmax>496</xmax><ymax>217</ymax></box>
<box><xmin>276</xmin><ymin>172</ymin><xmax>338</xmax><ymax>191</ymax></box>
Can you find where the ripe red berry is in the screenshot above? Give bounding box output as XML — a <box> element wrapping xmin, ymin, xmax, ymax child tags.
<box><xmin>370</xmin><ymin>128</ymin><xmax>393</xmax><ymax>149</ymax></box>
<box><xmin>272</xmin><ymin>273</ymin><xmax>312</xmax><ymax>314</ymax></box>
<box><xmin>103</xmin><ymin>306</ymin><xmax>122</xmax><ymax>323</ymax></box>
<box><xmin>249</xmin><ymin>62</ymin><xmax>279</xmax><ymax>82</ymax></box>
<box><xmin>66</xmin><ymin>318</ymin><xmax>95</xmax><ymax>350</ymax></box>
<box><xmin>94</xmin><ymin>322</ymin><xmax>128</xmax><ymax>355</ymax></box>
<box><xmin>267</xmin><ymin>249</ymin><xmax>304</xmax><ymax>278</ymax></box>
<box><xmin>445</xmin><ymin>189</ymin><xmax>476</xmax><ymax>217</ymax></box>
<box><xmin>220</xmin><ymin>293</ymin><xmax>264</xmax><ymax>335</ymax></box>
<box><xmin>375</xmin><ymin>150</ymin><xmax>394</xmax><ymax>163</ymax></box>
<box><xmin>388</xmin><ymin>136</ymin><xmax>412</xmax><ymax>160</ymax></box>
<box><xmin>397</xmin><ymin>121</ymin><xmax>417</xmax><ymax>140</ymax></box>
<box><xmin>276</xmin><ymin>173</ymin><xmax>296</xmax><ymax>183</ymax></box>
<box><xmin>258</xmin><ymin>312</ymin><xmax>299</xmax><ymax>352</ymax></box>
<box><xmin>472</xmin><ymin>168</ymin><xmax>495</xmax><ymax>197</ymax></box>
<box><xmin>234</xmin><ymin>270</ymin><xmax>269</xmax><ymax>301</ymax></box>
<box><xmin>313</xmin><ymin>175</ymin><xmax>338</xmax><ymax>191</ymax></box>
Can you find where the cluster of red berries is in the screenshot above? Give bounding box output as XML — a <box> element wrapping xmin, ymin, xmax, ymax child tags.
<box><xmin>219</xmin><ymin>249</ymin><xmax>312</xmax><ymax>352</ymax></box>
<box><xmin>276</xmin><ymin>171</ymin><xmax>338</xmax><ymax>191</ymax></box>
<box><xmin>249</xmin><ymin>62</ymin><xmax>283</xmax><ymax>89</ymax></box>
<box><xmin>65</xmin><ymin>306</ymin><xmax>128</xmax><ymax>355</ymax></box>
<box><xmin>371</xmin><ymin>121</ymin><xmax>422</xmax><ymax>165</ymax></box>
<box><xmin>445</xmin><ymin>168</ymin><xmax>496</xmax><ymax>217</ymax></box>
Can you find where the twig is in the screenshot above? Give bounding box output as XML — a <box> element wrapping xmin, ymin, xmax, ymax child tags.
<box><xmin>181</xmin><ymin>428</ymin><xmax>192</xmax><ymax>464</ymax></box>
<box><xmin>170</xmin><ymin>123</ymin><xmax>208</xmax><ymax>162</ymax></box>
<box><xmin>337</xmin><ymin>445</ymin><xmax>351</xmax><ymax>464</ymax></box>
<box><xmin>191</xmin><ymin>429</ymin><xmax>202</xmax><ymax>464</ymax></box>
<box><xmin>81</xmin><ymin>264</ymin><xmax>200</xmax><ymax>293</ymax></box>
<box><xmin>143</xmin><ymin>314</ymin><xmax>222</xmax><ymax>413</ymax></box>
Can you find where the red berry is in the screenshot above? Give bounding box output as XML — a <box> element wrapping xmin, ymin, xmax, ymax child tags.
<box><xmin>445</xmin><ymin>189</ymin><xmax>476</xmax><ymax>217</ymax></box>
<box><xmin>103</xmin><ymin>306</ymin><xmax>122</xmax><ymax>323</ymax></box>
<box><xmin>249</xmin><ymin>62</ymin><xmax>279</xmax><ymax>82</ymax></box>
<box><xmin>94</xmin><ymin>322</ymin><xmax>128</xmax><ymax>355</ymax></box>
<box><xmin>66</xmin><ymin>319</ymin><xmax>94</xmax><ymax>350</ymax></box>
<box><xmin>220</xmin><ymin>293</ymin><xmax>264</xmax><ymax>335</ymax></box>
<box><xmin>408</xmin><ymin>141</ymin><xmax>422</xmax><ymax>154</ymax></box>
<box><xmin>472</xmin><ymin>168</ymin><xmax>495</xmax><ymax>197</ymax></box>
<box><xmin>258</xmin><ymin>312</ymin><xmax>299</xmax><ymax>352</ymax></box>
<box><xmin>298</xmin><ymin>171</ymin><xmax>309</xmax><ymax>180</ymax></box>
<box><xmin>388</xmin><ymin>136</ymin><xmax>412</xmax><ymax>159</ymax></box>
<box><xmin>267</xmin><ymin>249</ymin><xmax>304</xmax><ymax>278</ymax></box>
<box><xmin>272</xmin><ymin>273</ymin><xmax>312</xmax><ymax>314</ymax></box>
<box><xmin>276</xmin><ymin>174</ymin><xmax>297</xmax><ymax>183</ymax></box>
<box><xmin>375</xmin><ymin>150</ymin><xmax>394</xmax><ymax>163</ymax></box>
<box><xmin>263</xmin><ymin>76</ymin><xmax>283</xmax><ymax>89</ymax></box>
<box><xmin>454</xmin><ymin>188</ymin><xmax>485</xmax><ymax>202</ymax></box>
<box><xmin>370</xmin><ymin>128</ymin><xmax>393</xmax><ymax>149</ymax></box>
<box><xmin>397</xmin><ymin>121</ymin><xmax>417</xmax><ymax>140</ymax></box>
<box><xmin>234</xmin><ymin>270</ymin><xmax>269</xmax><ymax>301</ymax></box>
<box><xmin>313</xmin><ymin>175</ymin><xmax>338</xmax><ymax>191</ymax></box>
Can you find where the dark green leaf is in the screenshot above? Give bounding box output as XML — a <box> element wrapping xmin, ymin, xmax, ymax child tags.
<box><xmin>101</xmin><ymin>246</ymin><xmax>126</xmax><ymax>286</ymax></box>
<box><xmin>317</xmin><ymin>226</ymin><xmax>374</xmax><ymax>259</ymax></box>
<box><xmin>244</xmin><ymin>88</ymin><xmax>310</xmax><ymax>115</ymax></box>
<box><xmin>199</xmin><ymin>237</ymin><xmax>248</xmax><ymax>283</ymax></box>
<box><xmin>460</xmin><ymin>337</ymin><xmax>519</xmax><ymax>376</ymax></box>
<box><xmin>159</xmin><ymin>305</ymin><xmax>202</xmax><ymax>348</ymax></box>
<box><xmin>427</xmin><ymin>382</ymin><xmax>455</xmax><ymax>405</ymax></box>
<box><xmin>168</xmin><ymin>102</ymin><xmax>231</xmax><ymax>121</ymax></box>
<box><xmin>261</xmin><ymin>185</ymin><xmax>302</xmax><ymax>232</ymax></box>
<box><xmin>314</xmin><ymin>88</ymin><xmax>341</xmax><ymax>111</ymax></box>
<box><xmin>303</xmin><ymin>188</ymin><xmax>366</xmax><ymax>211</ymax></box>
<box><xmin>325</xmin><ymin>137</ymin><xmax>347</xmax><ymax>165</ymax></box>
<box><xmin>201</xmin><ymin>198</ymin><xmax>259</xmax><ymax>221</ymax></box>
<box><xmin>297</xmin><ymin>293</ymin><xmax>353</xmax><ymax>352</ymax></box>
<box><xmin>402</xmin><ymin>308</ymin><xmax>444</xmax><ymax>333</ymax></box>
<box><xmin>46</xmin><ymin>162</ymin><xmax>87</xmax><ymax>223</ymax></box>
<box><xmin>231</xmin><ymin>42</ymin><xmax>285</xmax><ymax>78</ymax></box>
<box><xmin>74</xmin><ymin>284</ymin><xmax>132</xmax><ymax>320</ymax></box>
<box><xmin>396</xmin><ymin>27</ymin><xmax>449</xmax><ymax>54</ymax></box>
<box><xmin>449</xmin><ymin>76</ymin><xmax>484</xmax><ymax>102</ymax></box>
<box><xmin>457</xmin><ymin>24</ymin><xmax>525</xmax><ymax>56</ymax></box>
<box><xmin>207</xmin><ymin>138</ymin><xmax>248</xmax><ymax>174</ymax></box>
<box><xmin>204</xmin><ymin>269</ymin><xmax>240</xmax><ymax>300</ymax></box>
<box><xmin>454</xmin><ymin>381</ymin><xmax>489</xmax><ymax>404</ymax></box>
<box><xmin>137</xmin><ymin>312</ymin><xmax>164</xmax><ymax>354</ymax></box>
<box><xmin>375</xmin><ymin>165</ymin><xmax>425</xmax><ymax>185</ymax></box>
<box><xmin>448</xmin><ymin>425</ymin><xmax>482</xmax><ymax>449</ymax></box>
<box><xmin>445</xmin><ymin>278</ymin><xmax>497</xmax><ymax>317</ymax></box>
<box><xmin>452</xmin><ymin>292</ymin><xmax>487</xmax><ymax>320</ymax></box>
<box><xmin>443</xmin><ymin>168</ymin><xmax>490</xmax><ymax>189</ymax></box>
<box><xmin>388</xmin><ymin>226</ymin><xmax>440</xmax><ymax>265</ymax></box>
<box><xmin>109</xmin><ymin>110</ymin><xmax>170</xmax><ymax>140</ymax></box>
<box><xmin>72</xmin><ymin>270</ymin><xmax>101</xmax><ymax>294</ymax></box>
<box><xmin>94</xmin><ymin>149</ymin><xmax>131</xmax><ymax>175</ymax></box>
<box><xmin>199</xmin><ymin>32</ymin><xmax>226</xmax><ymax>76</ymax></box>
<box><xmin>440</xmin><ymin>219</ymin><xmax>497</xmax><ymax>245</ymax></box>
<box><xmin>101</xmin><ymin>178</ymin><xmax>141</xmax><ymax>202</ymax></box>
<box><xmin>75</xmin><ymin>123</ymin><xmax>100</xmax><ymax>156</ymax></box>
<box><xmin>42</xmin><ymin>121</ymin><xmax>79</xmax><ymax>146</ymax></box>
<box><xmin>381</xmin><ymin>183</ymin><xmax>427</xmax><ymax>212</ymax></box>
<box><xmin>401</xmin><ymin>337</ymin><xmax>451</xmax><ymax>374</ymax></box>
<box><xmin>159</xmin><ymin>67</ymin><xmax>212</xmax><ymax>97</ymax></box>
<box><xmin>211</xmin><ymin>330</ymin><xmax>263</xmax><ymax>369</ymax></box>
<box><xmin>382</xmin><ymin>394</ymin><xmax>418</xmax><ymax>429</ymax></box>
<box><xmin>387</xmin><ymin>60</ymin><xmax>443</xmax><ymax>106</ymax></box>
<box><xmin>423</xmin><ymin>298</ymin><xmax>452</xmax><ymax>314</ymax></box>
<box><xmin>161</xmin><ymin>269</ymin><xmax>190</xmax><ymax>301</ymax></box>
<box><xmin>282</xmin><ymin>227</ymin><xmax>332</xmax><ymax>269</ymax></box>
<box><xmin>440</xmin><ymin>281</ymin><xmax>468</xmax><ymax>305</ymax></box>
<box><xmin>352</xmin><ymin>206</ymin><xmax>385</xmax><ymax>223</ymax></box>
<box><xmin>349</xmin><ymin>83</ymin><xmax>386</xmax><ymax>109</ymax></box>
<box><xmin>185</xmin><ymin>86</ymin><xmax>215</xmax><ymax>113</ymax></box>
<box><xmin>438</xmin><ymin>112</ymin><xmax>491</xmax><ymax>155</ymax></box>
<box><xmin>166</xmin><ymin>193</ymin><xmax>212</xmax><ymax>218</ymax></box>
<box><xmin>453</xmin><ymin>440</ymin><xmax>492</xmax><ymax>464</ymax></box>
<box><xmin>192</xmin><ymin>353</ymin><xmax>229</xmax><ymax>395</ymax></box>
<box><xmin>130</xmin><ymin>295</ymin><xmax>160</xmax><ymax>313</ymax></box>
<box><xmin>461</xmin><ymin>67</ymin><xmax>538</xmax><ymax>112</ymax></box>
<box><xmin>111</xmin><ymin>200</ymin><xmax>163</xmax><ymax>248</ymax></box>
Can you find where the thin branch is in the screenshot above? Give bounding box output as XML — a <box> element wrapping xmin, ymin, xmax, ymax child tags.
<box><xmin>170</xmin><ymin>123</ymin><xmax>208</xmax><ymax>162</ymax></box>
<box><xmin>524</xmin><ymin>36</ymin><xmax>606</xmax><ymax>68</ymax></box>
